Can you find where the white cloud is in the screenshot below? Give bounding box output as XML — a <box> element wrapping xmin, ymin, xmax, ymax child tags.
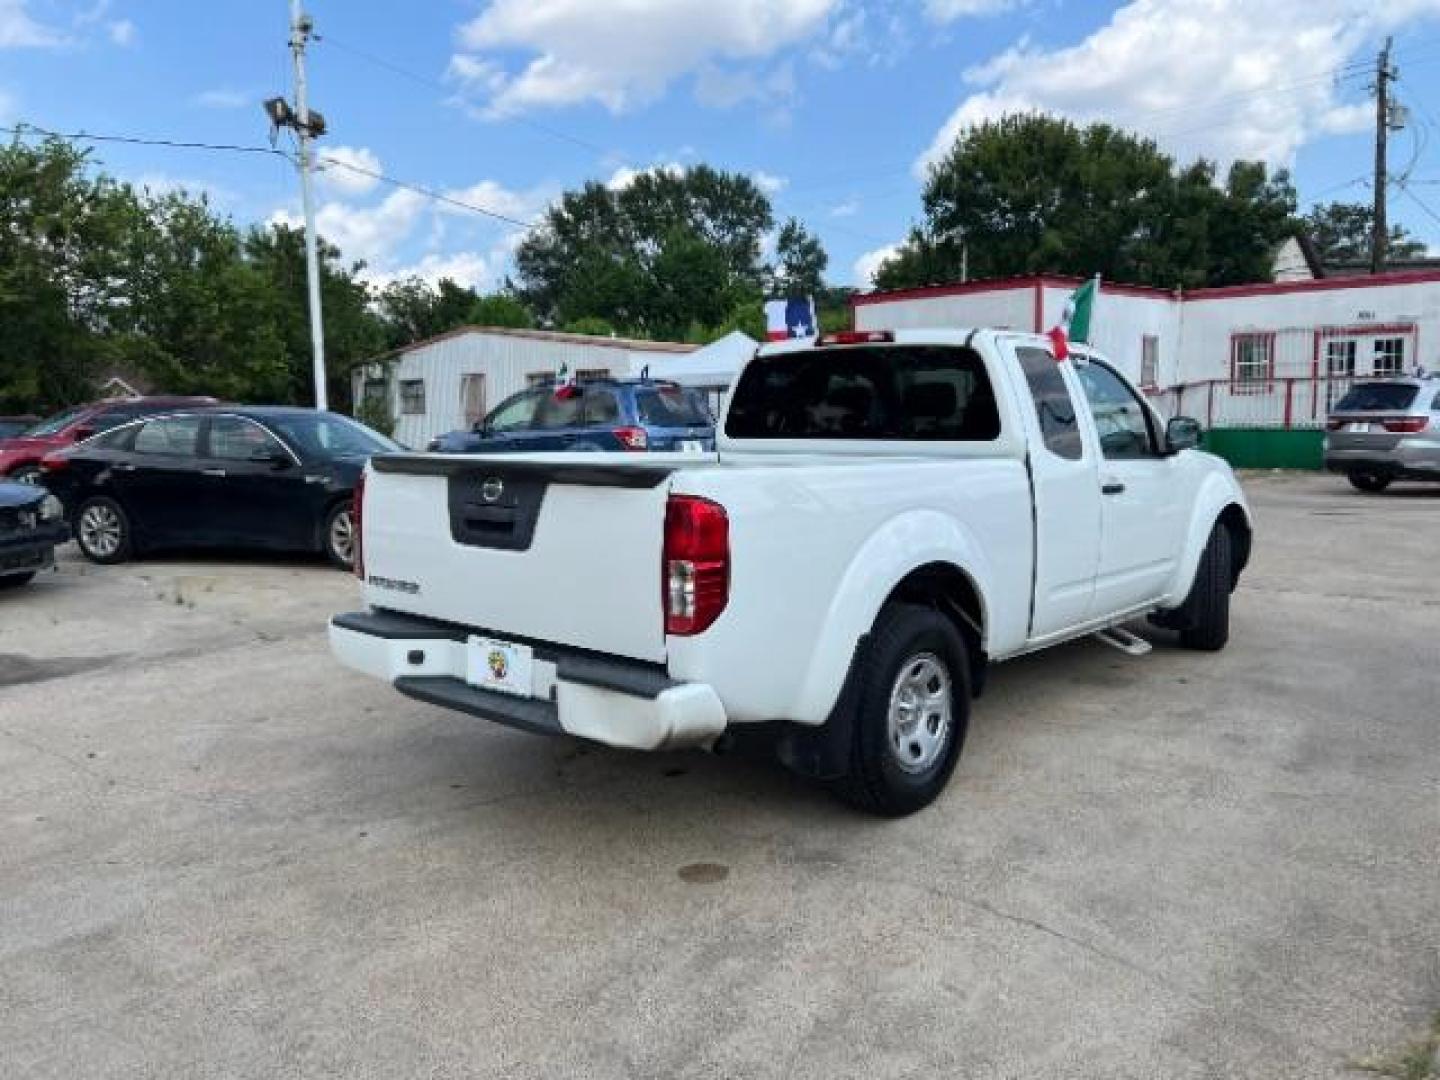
<box><xmin>754</xmin><ymin>171</ymin><xmax>788</xmax><ymax>196</ymax></box>
<box><xmin>830</xmin><ymin>198</ymin><xmax>859</xmax><ymax>217</ymax></box>
<box><xmin>316</xmin><ymin>146</ymin><xmax>384</xmax><ymax>197</ymax></box>
<box><xmin>107</xmin><ymin>17</ymin><xmax>134</xmax><ymax>46</ymax></box>
<box><xmin>452</xmin><ymin>0</ymin><xmax>838</xmax><ymax>114</ymax></box>
<box><xmin>854</xmin><ymin>243</ymin><xmax>902</xmax><ymax>286</ymax></box>
<box><xmin>607</xmin><ymin>162</ymin><xmax>685</xmax><ymax>191</ymax></box>
<box><xmin>916</xmin><ymin>0</ymin><xmax>1440</xmax><ymax>177</ymax></box>
<box><xmin>925</xmin><ymin>0</ymin><xmax>1017</xmax><ymax>19</ymax></box>
<box><xmin>194</xmin><ymin>88</ymin><xmax>248</xmax><ymax>109</ymax></box>
<box><xmin>440</xmin><ymin>179</ymin><xmax>550</xmax><ymax>224</ymax></box>
<box><xmin>0</xmin><ymin>0</ymin><xmax>65</xmax><ymax>47</ymax></box>
<box><xmin>367</xmin><ymin>251</ymin><xmax>501</xmax><ymax>292</ymax></box>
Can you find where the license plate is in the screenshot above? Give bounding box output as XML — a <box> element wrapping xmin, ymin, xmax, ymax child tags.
<box><xmin>681</xmin><ymin>440</ymin><xmax>704</xmax><ymax>452</ymax></box>
<box><xmin>467</xmin><ymin>636</ymin><xmax>533</xmax><ymax>697</ymax></box>
<box><xmin>1348</xmin><ymin>422</ymin><xmax>1373</xmax><ymax>433</ymax></box>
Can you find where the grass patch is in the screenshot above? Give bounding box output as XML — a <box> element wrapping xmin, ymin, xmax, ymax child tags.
<box><xmin>1352</xmin><ymin>1013</ymin><xmax>1440</xmax><ymax>1080</ymax></box>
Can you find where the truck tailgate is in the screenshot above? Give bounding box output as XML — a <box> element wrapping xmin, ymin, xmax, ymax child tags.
<box><xmin>361</xmin><ymin>455</ymin><xmax>674</xmax><ymax>663</ymax></box>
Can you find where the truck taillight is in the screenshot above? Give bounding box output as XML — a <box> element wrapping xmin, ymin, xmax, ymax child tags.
<box><xmin>352</xmin><ymin>470</ymin><xmax>366</xmax><ymax>580</ymax></box>
<box><xmin>663</xmin><ymin>495</ymin><xmax>728</xmax><ymax>636</ymax></box>
<box><xmin>1382</xmin><ymin>416</ymin><xmax>1428</xmax><ymax>433</ymax></box>
<box><xmin>614</xmin><ymin>426</ymin><xmax>649</xmax><ymax>451</ymax></box>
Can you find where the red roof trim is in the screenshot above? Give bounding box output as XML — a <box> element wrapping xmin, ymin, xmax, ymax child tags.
<box><xmin>851</xmin><ymin>268</ymin><xmax>1440</xmax><ymax>308</ymax></box>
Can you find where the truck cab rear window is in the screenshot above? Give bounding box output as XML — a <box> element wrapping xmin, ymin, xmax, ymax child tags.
<box><xmin>1333</xmin><ymin>384</ymin><xmax>1419</xmax><ymax>412</ymax></box>
<box><xmin>725</xmin><ymin>346</ymin><xmax>1000</xmax><ymax>441</ymax></box>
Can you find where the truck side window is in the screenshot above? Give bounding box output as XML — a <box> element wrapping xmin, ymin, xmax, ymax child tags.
<box><xmin>1016</xmin><ymin>347</ymin><xmax>1083</xmax><ymax>460</ymax></box>
<box><xmin>1075</xmin><ymin>360</ymin><xmax>1159</xmax><ymax>460</ymax></box>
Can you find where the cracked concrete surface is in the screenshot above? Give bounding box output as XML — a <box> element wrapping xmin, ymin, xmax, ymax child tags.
<box><xmin>0</xmin><ymin>475</ymin><xmax>1436</xmax><ymax>1078</ymax></box>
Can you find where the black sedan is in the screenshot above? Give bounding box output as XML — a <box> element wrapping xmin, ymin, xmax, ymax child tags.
<box><xmin>0</xmin><ymin>480</ymin><xmax>68</xmax><ymax>588</ymax></box>
<box><xmin>39</xmin><ymin>407</ymin><xmax>400</xmax><ymax>569</ymax></box>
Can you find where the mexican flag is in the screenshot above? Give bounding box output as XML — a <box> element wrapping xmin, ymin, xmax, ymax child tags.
<box><xmin>1047</xmin><ymin>276</ymin><xmax>1099</xmax><ymax>360</ymax></box>
<box><xmin>553</xmin><ymin>361</ymin><xmax>578</xmax><ymax>400</ymax></box>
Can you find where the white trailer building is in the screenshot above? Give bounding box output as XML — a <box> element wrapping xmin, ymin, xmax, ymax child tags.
<box><xmin>352</xmin><ymin>327</ymin><xmax>698</xmax><ymax>450</ymax></box>
<box><xmin>852</xmin><ymin>270</ymin><xmax>1440</xmax><ymax>466</ymax></box>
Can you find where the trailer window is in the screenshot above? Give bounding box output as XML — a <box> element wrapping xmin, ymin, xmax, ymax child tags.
<box><xmin>725</xmin><ymin>346</ymin><xmax>999</xmax><ymax>441</ymax></box>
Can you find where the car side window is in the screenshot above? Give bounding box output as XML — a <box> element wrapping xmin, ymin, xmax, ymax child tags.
<box><xmin>534</xmin><ymin>392</ymin><xmax>582</xmax><ymax>430</ymax></box>
<box><xmin>133</xmin><ymin>416</ymin><xmax>202</xmax><ymax>456</ymax></box>
<box><xmin>485</xmin><ymin>391</ymin><xmax>541</xmax><ymax>433</ymax></box>
<box><xmin>91</xmin><ymin>406</ymin><xmax>141</xmax><ymax>434</ymax></box>
<box><xmin>582</xmin><ymin>388</ymin><xmax>622</xmax><ymax>426</ymax></box>
<box><xmin>210</xmin><ymin>416</ymin><xmax>287</xmax><ymax>461</ymax></box>
<box><xmin>1431</xmin><ymin>390</ymin><xmax>1440</xmax><ymax>411</ymax></box>
<box><xmin>1075</xmin><ymin>360</ymin><xmax>1160</xmax><ymax>460</ymax></box>
<box><xmin>93</xmin><ymin>424</ymin><xmax>140</xmax><ymax>451</ymax></box>
<box><xmin>1016</xmin><ymin>346</ymin><xmax>1083</xmax><ymax>460</ymax></box>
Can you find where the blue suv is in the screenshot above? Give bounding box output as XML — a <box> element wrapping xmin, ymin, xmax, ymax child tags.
<box><xmin>427</xmin><ymin>378</ymin><xmax>715</xmax><ymax>454</ymax></box>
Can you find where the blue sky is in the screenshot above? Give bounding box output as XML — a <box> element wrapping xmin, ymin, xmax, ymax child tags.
<box><xmin>5</xmin><ymin>0</ymin><xmax>1440</xmax><ymax>292</ymax></box>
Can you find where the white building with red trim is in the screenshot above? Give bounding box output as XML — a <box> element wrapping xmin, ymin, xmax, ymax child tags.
<box><xmin>851</xmin><ymin>271</ymin><xmax>1440</xmax><ymax>434</ymax></box>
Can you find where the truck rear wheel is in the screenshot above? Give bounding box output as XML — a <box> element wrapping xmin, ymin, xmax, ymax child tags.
<box><xmin>1348</xmin><ymin>471</ymin><xmax>1392</xmax><ymax>493</ymax></box>
<box><xmin>833</xmin><ymin>603</ymin><xmax>970</xmax><ymax>817</ymax></box>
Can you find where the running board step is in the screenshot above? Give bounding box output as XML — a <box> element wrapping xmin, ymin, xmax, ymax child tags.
<box><xmin>1092</xmin><ymin>626</ymin><xmax>1153</xmax><ymax>657</ymax></box>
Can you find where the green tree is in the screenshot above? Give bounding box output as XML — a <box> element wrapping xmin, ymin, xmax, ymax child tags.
<box><xmin>1301</xmin><ymin>200</ymin><xmax>1426</xmax><ymax>267</ymax></box>
<box><xmin>769</xmin><ymin>217</ymin><xmax>828</xmax><ymax>298</ymax></box>
<box><xmin>515</xmin><ymin>165</ymin><xmax>778</xmax><ymax>339</ymax></box>
<box><xmin>875</xmin><ymin>113</ymin><xmax>1299</xmax><ymax>291</ymax></box>
<box><xmin>0</xmin><ymin>138</ymin><xmax>142</xmax><ymax>412</ymax></box>
<box><xmin>470</xmin><ymin>292</ymin><xmax>533</xmax><ymax>328</ymax></box>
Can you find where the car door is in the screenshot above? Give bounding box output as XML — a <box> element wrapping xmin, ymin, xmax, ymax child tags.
<box><xmin>118</xmin><ymin>415</ymin><xmax>209</xmax><ymax>545</ymax></box>
<box><xmin>203</xmin><ymin>415</ymin><xmax>312</xmax><ymax>549</ymax></box>
<box><xmin>1073</xmin><ymin>355</ymin><xmax>1189</xmax><ymax>618</ymax></box>
<box><xmin>471</xmin><ymin>390</ymin><xmax>543</xmax><ymax>453</ymax></box>
<box><xmin>529</xmin><ymin>389</ymin><xmax>585</xmax><ymax>449</ymax></box>
<box><xmin>1009</xmin><ymin>343</ymin><xmax>1104</xmax><ymax>638</ymax></box>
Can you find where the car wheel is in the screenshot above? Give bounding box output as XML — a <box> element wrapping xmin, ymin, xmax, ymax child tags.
<box><xmin>75</xmin><ymin>497</ymin><xmax>132</xmax><ymax>565</ymax></box>
<box><xmin>1178</xmin><ymin>524</ymin><xmax>1232</xmax><ymax>652</ymax></box>
<box><xmin>1348</xmin><ymin>472</ymin><xmax>1392</xmax><ymax>493</ymax></box>
<box><xmin>833</xmin><ymin>603</ymin><xmax>970</xmax><ymax>817</ymax></box>
<box><xmin>324</xmin><ymin>501</ymin><xmax>356</xmax><ymax>570</ymax></box>
<box><xmin>0</xmin><ymin>571</ymin><xmax>36</xmax><ymax>589</ymax></box>
<box><xmin>9</xmin><ymin>465</ymin><xmax>41</xmax><ymax>485</ymax></box>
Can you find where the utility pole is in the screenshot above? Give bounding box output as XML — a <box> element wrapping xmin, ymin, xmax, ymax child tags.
<box><xmin>1371</xmin><ymin>36</ymin><xmax>1394</xmax><ymax>276</ymax></box>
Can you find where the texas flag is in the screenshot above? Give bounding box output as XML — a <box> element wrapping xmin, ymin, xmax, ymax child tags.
<box><xmin>1047</xmin><ymin>276</ymin><xmax>1099</xmax><ymax>361</ymax></box>
<box><xmin>765</xmin><ymin>297</ymin><xmax>819</xmax><ymax>342</ymax></box>
<box><xmin>553</xmin><ymin>361</ymin><xmax>578</xmax><ymax>399</ymax></box>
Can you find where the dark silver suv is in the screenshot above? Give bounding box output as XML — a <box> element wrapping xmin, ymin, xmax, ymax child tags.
<box><xmin>1324</xmin><ymin>376</ymin><xmax>1440</xmax><ymax>492</ymax></box>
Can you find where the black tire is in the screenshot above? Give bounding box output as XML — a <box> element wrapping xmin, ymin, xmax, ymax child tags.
<box><xmin>323</xmin><ymin>500</ymin><xmax>356</xmax><ymax>570</ymax></box>
<box><xmin>74</xmin><ymin>496</ymin><xmax>133</xmax><ymax>565</ymax></box>
<box><xmin>833</xmin><ymin>604</ymin><xmax>971</xmax><ymax>817</ymax></box>
<box><xmin>1348</xmin><ymin>472</ymin><xmax>1392</xmax><ymax>493</ymax></box>
<box><xmin>8</xmin><ymin>465</ymin><xmax>41</xmax><ymax>485</ymax></box>
<box><xmin>0</xmin><ymin>571</ymin><xmax>36</xmax><ymax>589</ymax></box>
<box><xmin>1178</xmin><ymin>525</ymin><xmax>1232</xmax><ymax>652</ymax></box>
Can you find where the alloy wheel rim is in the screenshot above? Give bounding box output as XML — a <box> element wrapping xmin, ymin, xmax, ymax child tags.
<box><xmin>886</xmin><ymin>651</ymin><xmax>953</xmax><ymax>774</ymax></box>
<box><xmin>80</xmin><ymin>504</ymin><xmax>122</xmax><ymax>558</ymax></box>
<box><xmin>330</xmin><ymin>509</ymin><xmax>354</xmax><ymax>565</ymax></box>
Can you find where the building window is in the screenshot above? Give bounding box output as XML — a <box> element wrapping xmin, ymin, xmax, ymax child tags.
<box><xmin>1140</xmin><ymin>335</ymin><xmax>1159</xmax><ymax>389</ymax></box>
<box><xmin>1230</xmin><ymin>333</ymin><xmax>1273</xmax><ymax>393</ymax></box>
<box><xmin>1373</xmin><ymin>337</ymin><xmax>1406</xmax><ymax>376</ymax></box>
<box><xmin>399</xmin><ymin>379</ymin><xmax>426</xmax><ymax>415</ymax></box>
<box><xmin>363</xmin><ymin>379</ymin><xmax>389</xmax><ymax>406</ymax></box>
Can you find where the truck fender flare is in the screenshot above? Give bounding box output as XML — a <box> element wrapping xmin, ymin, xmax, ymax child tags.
<box><xmin>1162</xmin><ymin>474</ymin><xmax>1252</xmax><ymax>606</ymax></box>
<box><xmin>788</xmin><ymin>509</ymin><xmax>995</xmax><ymax>727</ymax></box>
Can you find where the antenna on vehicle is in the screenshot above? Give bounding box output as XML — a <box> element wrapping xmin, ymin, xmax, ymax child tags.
<box><xmin>640</xmin><ymin>364</ymin><xmax>650</xmax><ymax>380</ymax></box>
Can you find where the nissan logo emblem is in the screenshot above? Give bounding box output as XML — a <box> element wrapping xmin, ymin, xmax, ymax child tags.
<box><xmin>480</xmin><ymin>477</ymin><xmax>505</xmax><ymax>503</ymax></box>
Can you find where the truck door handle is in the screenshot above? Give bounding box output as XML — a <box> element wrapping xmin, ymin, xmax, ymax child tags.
<box><xmin>112</xmin><ymin>462</ymin><xmax>136</xmax><ymax>472</ymax></box>
<box><xmin>1102</xmin><ymin>481</ymin><xmax>1126</xmax><ymax>495</ymax></box>
<box><xmin>201</xmin><ymin>468</ymin><xmax>227</xmax><ymax>478</ymax></box>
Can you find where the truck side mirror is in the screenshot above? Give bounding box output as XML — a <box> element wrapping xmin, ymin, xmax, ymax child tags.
<box><xmin>1165</xmin><ymin>416</ymin><xmax>1202</xmax><ymax>454</ymax></box>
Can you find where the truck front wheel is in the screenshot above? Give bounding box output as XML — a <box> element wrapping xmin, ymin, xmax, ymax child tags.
<box><xmin>1177</xmin><ymin>524</ymin><xmax>1232</xmax><ymax>652</ymax></box>
<box><xmin>834</xmin><ymin>603</ymin><xmax>970</xmax><ymax>817</ymax></box>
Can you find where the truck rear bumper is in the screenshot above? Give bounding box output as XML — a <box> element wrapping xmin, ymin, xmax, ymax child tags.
<box><xmin>329</xmin><ymin>609</ymin><xmax>728</xmax><ymax>751</ymax></box>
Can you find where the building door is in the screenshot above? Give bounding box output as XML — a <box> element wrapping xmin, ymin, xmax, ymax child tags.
<box><xmin>1325</xmin><ymin>339</ymin><xmax>1356</xmax><ymax>411</ymax></box>
<box><xmin>461</xmin><ymin>374</ymin><xmax>486</xmax><ymax>429</ymax></box>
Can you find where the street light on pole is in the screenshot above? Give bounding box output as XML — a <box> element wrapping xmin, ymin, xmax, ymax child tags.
<box><xmin>264</xmin><ymin>2</ymin><xmax>328</xmax><ymax>411</ymax></box>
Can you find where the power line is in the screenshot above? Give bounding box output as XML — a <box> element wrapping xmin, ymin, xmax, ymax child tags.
<box><xmin>1</xmin><ymin>121</ymin><xmax>287</xmax><ymax>158</ymax></box>
<box><xmin>316</xmin><ymin>154</ymin><xmax>540</xmax><ymax>229</ymax></box>
<box><xmin>317</xmin><ymin>34</ymin><xmax>610</xmax><ymax>157</ymax></box>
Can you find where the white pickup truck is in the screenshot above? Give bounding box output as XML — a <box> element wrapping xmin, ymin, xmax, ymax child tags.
<box><xmin>331</xmin><ymin>329</ymin><xmax>1251</xmax><ymax>815</ymax></box>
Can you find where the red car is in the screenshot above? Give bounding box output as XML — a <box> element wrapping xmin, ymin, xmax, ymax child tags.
<box><xmin>0</xmin><ymin>397</ymin><xmax>218</xmax><ymax>483</ymax></box>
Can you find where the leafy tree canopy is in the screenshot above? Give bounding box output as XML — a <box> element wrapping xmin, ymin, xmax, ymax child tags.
<box><xmin>874</xmin><ymin>114</ymin><xmax>1299</xmax><ymax>292</ymax></box>
<box><xmin>1301</xmin><ymin>201</ymin><xmax>1426</xmax><ymax>267</ymax></box>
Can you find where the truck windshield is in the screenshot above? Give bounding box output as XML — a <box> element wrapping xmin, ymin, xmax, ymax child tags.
<box><xmin>725</xmin><ymin>345</ymin><xmax>999</xmax><ymax>441</ymax></box>
<box><xmin>1333</xmin><ymin>383</ymin><xmax>1419</xmax><ymax>412</ymax></box>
